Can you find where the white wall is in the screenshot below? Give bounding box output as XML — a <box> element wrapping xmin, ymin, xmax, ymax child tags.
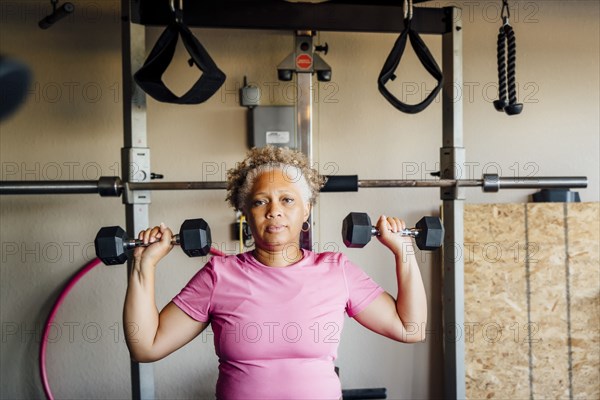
<box><xmin>1</xmin><ymin>1</ymin><xmax>598</xmax><ymax>399</ymax></box>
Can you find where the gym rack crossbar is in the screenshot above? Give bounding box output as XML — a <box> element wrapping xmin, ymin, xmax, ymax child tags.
<box><xmin>0</xmin><ymin>175</ymin><xmax>588</xmax><ymax>196</ymax></box>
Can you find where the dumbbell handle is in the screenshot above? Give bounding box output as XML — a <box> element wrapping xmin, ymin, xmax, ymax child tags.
<box><xmin>371</xmin><ymin>227</ymin><xmax>421</xmax><ymax>238</ymax></box>
<box><xmin>124</xmin><ymin>235</ymin><xmax>181</xmax><ymax>250</ymax></box>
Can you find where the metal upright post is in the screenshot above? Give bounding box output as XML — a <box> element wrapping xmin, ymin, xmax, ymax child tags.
<box><xmin>275</xmin><ymin>30</ymin><xmax>318</xmax><ymax>250</ymax></box>
<box><xmin>441</xmin><ymin>7</ymin><xmax>466</xmax><ymax>400</ymax></box>
<box><xmin>295</xmin><ymin>31</ymin><xmax>315</xmax><ymax>250</ymax></box>
<box><xmin>121</xmin><ymin>0</ymin><xmax>154</xmax><ymax>399</ymax></box>
<box><xmin>297</xmin><ymin>72</ymin><xmax>313</xmax><ymax>161</ymax></box>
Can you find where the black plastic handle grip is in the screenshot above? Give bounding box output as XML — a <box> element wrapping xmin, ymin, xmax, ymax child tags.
<box><xmin>321</xmin><ymin>175</ymin><xmax>359</xmax><ymax>192</ymax></box>
<box><xmin>38</xmin><ymin>3</ymin><xmax>74</xmax><ymax>29</ymax></box>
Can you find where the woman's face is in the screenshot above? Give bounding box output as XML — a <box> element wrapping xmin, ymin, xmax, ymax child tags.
<box><xmin>245</xmin><ymin>168</ymin><xmax>310</xmax><ymax>253</ymax></box>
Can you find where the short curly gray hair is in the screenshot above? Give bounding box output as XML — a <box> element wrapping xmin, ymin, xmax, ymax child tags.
<box><xmin>226</xmin><ymin>146</ymin><xmax>326</xmax><ymax>211</ymax></box>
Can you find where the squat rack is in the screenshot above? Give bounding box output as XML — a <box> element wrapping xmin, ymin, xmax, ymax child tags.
<box><xmin>0</xmin><ymin>1</ymin><xmax>589</xmax><ymax>399</ymax></box>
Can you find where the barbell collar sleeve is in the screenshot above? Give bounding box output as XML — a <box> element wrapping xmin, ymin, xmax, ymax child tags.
<box><xmin>0</xmin><ymin>176</ymin><xmax>122</xmax><ymax>196</ymax></box>
<box><xmin>0</xmin><ymin>180</ymin><xmax>102</xmax><ymax>195</ymax></box>
<box><xmin>98</xmin><ymin>176</ymin><xmax>124</xmax><ymax>197</ymax></box>
<box><xmin>482</xmin><ymin>174</ymin><xmax>500</xmax><ymax>192</ymax></box>
<box><xmin>483</xmin><ymin>174</ymin><xmax>588</xmax><ymax>192</ymax></box>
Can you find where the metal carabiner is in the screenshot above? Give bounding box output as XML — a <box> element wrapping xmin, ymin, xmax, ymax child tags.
<box><xmin>501</xmin><ymin>0</ymin><xmax>511</xmax><ymax>26</ymax></box>
<box><xmin>170</xmin><ymin>0</ymin><xmax>183</xmax><ymax>23</ymax></box>
<box><xmin>403</xmin><ymin>0</ymin><xmax>413</xmax><ymax>22</ymax></box>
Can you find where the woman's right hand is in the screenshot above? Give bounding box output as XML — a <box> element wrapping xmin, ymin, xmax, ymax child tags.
<box><xmin>133</xmin><ymin>222</ymin><xmax>175</xmax><ymax>266</ymax></box>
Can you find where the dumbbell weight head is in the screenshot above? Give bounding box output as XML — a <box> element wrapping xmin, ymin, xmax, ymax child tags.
<box><xmin>179</xmin><ymin>218</ymin><xmax>211</xmax><ymax>257</ymax></box>
<box><xmin>95</xmin><ymin>226</ymin><xmax>128</xmax><ymax>265</ymax></box>
<box><xmin>342</xmin><ymin>212</ymin><xmax>373</xmax><ymax>248</ymax></box>
<box><xmin>414</xmin><ymin>217</ymin><xmax>445</xmax><ymax>251</ymax></box>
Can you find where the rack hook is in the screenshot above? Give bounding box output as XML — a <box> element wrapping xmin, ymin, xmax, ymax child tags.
<box><xmin>170</xmin><ymin>0</ymin><xmax>183</xmax><ymax>24</ymax></box>
<box><xmin>501</xmin><ymin>0</ymin><xmax>511</xmax><ymax>25</ymax></box>
<box><xmin>403</xmin><ymin>0</ymin><xmax>413</xmax><ymax>22</ymax></box>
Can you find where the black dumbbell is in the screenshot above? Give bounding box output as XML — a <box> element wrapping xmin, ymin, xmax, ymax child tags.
<box><xmin>342</xmin><ymin>212</ymin><xmax>444</xmax><ymax>251</ymax></box>
<box><xmin>94</xmin><ymin>218</ymin><xmax>211</xmax><ymax>265</ymax></box>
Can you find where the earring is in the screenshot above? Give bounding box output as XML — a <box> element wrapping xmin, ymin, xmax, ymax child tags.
<box><xmin>301</xmin><ymin>221</ymin><xmax>311</xmax><ymax>232</ymax></box>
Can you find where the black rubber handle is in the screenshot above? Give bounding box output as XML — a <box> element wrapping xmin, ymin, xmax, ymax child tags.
<box><xmin>38</xmin><ymin>3</ymin><xmax>74</xmax><ymax>29</ymax></box>
<box><xmin>342</xmin><ymin>388</ymin><xmax>387</xmax><ymax>399</ymax></box>
<box><xmin>320</xmin><ymin>175</ymin><xmax>359</xmax><ymax>192</ymax></box>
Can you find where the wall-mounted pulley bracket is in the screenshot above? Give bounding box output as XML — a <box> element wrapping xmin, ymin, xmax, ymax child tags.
<box><xmin>277</xmin><ymin>31</ymin><xmax>332</xmax><ymax>82</ymax></box>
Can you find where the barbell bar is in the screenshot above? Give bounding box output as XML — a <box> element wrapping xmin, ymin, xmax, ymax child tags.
<box><xmin>0</xmin><ymin>174</ymin><xmax>588</xmax><ymax>196</ymax></box>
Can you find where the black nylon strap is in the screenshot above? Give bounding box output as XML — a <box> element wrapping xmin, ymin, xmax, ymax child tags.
<box><xmin>134</xmin><ymin>20</ymin><xmax>226</xmax><ymax>105</ymax></box>
<box><xmin>378</xmin><ymin>20</ymin><xmax>443</xmax><ymax>114</ymax></box>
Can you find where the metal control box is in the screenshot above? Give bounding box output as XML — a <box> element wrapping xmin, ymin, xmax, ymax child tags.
<box><xmin>249</xmin><ymin>105</ymin><xmax>297</xmax><ymax>149</ymax></box>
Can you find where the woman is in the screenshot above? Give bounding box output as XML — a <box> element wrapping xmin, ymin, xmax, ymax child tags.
<box><xmin>124</xmin><ymin>146</ymin><xmax>427</xmax><ymax>399</ymax></box>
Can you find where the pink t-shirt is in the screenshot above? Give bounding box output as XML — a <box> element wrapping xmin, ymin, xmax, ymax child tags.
<box><xmin>172</xmin><ymin>250</ymin><xmax>384</xmax><ymax>400</ymax></box>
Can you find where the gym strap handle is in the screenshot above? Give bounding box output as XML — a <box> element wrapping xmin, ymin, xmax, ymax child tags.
<box><xmin>134</xmin><ymin>15</ymin><xmax>226</xmax><ymax>104</ymax></box>
<box><xmin>378</xmin><ymin>17</ymin><xmax>443</xmax><ymax>114</ymax></box>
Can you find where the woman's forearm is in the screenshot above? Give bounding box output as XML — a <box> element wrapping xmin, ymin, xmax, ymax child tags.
<box><xmin>123</xmin><ymin>259</ymin><xmax>160</xmax><ymax>362</ymax></box>
<box><xmin>394</xmin><ymin>245</ymin><xmax>428</xmax><ymax>339</ymax></box>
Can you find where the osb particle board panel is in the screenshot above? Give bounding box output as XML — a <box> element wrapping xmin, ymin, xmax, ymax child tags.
<box><xmin>567</xmin><ymin>203</ymin><xmax>600</xmax><ymax>399</ymax></box>
<box><xmin>464</xmin><ymin>202</ymin><xmax>599</xmax><ymax>400</ymax></box>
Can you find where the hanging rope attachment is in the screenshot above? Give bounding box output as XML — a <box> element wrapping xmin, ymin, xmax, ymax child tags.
<box><xmin>493</xmin><ymin>0</ymin><xmax>523</xmax><ymax>115</ymax></box>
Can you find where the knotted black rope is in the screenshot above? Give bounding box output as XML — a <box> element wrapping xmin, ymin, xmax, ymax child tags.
<box><xmin>493</xmin><ymin>0</ymin><xmax>522</xmax><ymax>115</ymax></box>
<box><xmin>494</xmin><ymin>28</ymin><xmax>507</xmax><ymax>110</ymax></box>
<box><xmin>506</xmin><ymin>27</ymin><xmax>519</xmax><ymax>109</ymax></box>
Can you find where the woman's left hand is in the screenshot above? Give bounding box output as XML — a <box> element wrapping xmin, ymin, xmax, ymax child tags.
<box><xmin>375</xmin><ymin>215</ymin><xmax>414</xmax><ymax>256</ymax></box>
